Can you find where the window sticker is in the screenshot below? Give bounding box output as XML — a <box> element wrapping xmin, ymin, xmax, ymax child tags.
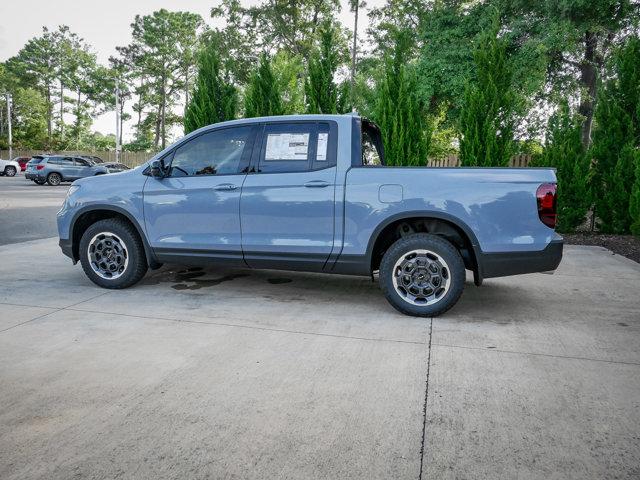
<box><xmin>316</xmin><ymin>132</ymin><xmax>328</xmax><ymax>161</ymax></box>
<box><xmin>265</xmin><ymin>133</ymin><xmax>309</xmax><ymax>160</ymax></box>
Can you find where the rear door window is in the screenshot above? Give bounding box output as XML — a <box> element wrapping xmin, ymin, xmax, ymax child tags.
<box><xmin>47</xmin><ymin>157</ymin><xmax>74</xmax><ymax>166</ymax></box>
<box><xmin>256</xmin><ymin>122</ymin><xmax>336</xmax><ymax>173</ymax></box>
<box><xmin>74</xmin><ymin>158</ymin><xmax>91</xmax><ymax>167</ymax></box>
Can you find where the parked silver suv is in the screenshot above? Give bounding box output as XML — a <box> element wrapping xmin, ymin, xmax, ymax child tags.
<box><xmin>25</xmin><ymin>155</ymin><xmax>109</xmax><ymax>186</ymax></box>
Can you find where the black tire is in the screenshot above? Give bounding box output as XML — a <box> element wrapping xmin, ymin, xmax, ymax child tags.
<box><xmin>79</xmin><ymin>218</ymin><xmax>148</xmax><ymax>289</ymax></box>
<box><xmin>379</xmin><ymin>233</ymin><xmax>465</xmax><ymax>317</ymax></box>
<box><xmin>4</xmin><ymin>166</ymin><xmax>17</xmax><ymax>177</ymax></box>
<box><xmin>47</xmin><ymin>172</ymin><xmax>62</xmax><ymax>186</ymax></box>
<box><xmin>34</xmin><ymin>178</ymin><xmax>46</xmax><ymax>185</ymax></box>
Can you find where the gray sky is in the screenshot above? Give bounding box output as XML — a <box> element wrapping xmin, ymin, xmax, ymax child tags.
<box><xmin>0</xmin><ymin>0</ymin><xmax>382</xmax><ymax>141</ymax></box>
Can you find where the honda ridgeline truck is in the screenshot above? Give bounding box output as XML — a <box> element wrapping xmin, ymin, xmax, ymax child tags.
<box><xmin>57</xmin><ymin>114</ymin><xmax>562</xmax><ymax>317</ymax></box>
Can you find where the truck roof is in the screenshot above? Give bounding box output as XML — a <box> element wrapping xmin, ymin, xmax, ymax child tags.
<box><xmin>192</xmin><ymin>113</ymin><xmax>358</xmax><ymax>132</ymax></box>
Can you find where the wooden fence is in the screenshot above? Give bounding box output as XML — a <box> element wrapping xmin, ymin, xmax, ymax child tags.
<box><xmin>0</xmin><ymin>150</ymin><xmax>155</xmax><ymax>168</ymax></box>
<box><xmin>427</xmin><ymin>154</ymin><xmax>533</xmax><ymax>168</ymax></box>
<box><xmin>2</xmin><ymin>150</ymin><xmax>534</xmax><ymax>169</ymax></box>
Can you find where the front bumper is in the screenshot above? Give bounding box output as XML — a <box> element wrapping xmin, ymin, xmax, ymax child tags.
<box><xmin>479</xmin><ymin>240</ymin><xmax>564</xmax><ymax>279</ymax></box>
<box><xmin>59</xmin><ymin>238</ymin><xmax>76</xmax><ymax>263</ymax></box>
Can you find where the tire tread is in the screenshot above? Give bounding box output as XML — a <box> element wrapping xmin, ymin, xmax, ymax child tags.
<box><xmin>379</xmin><ymin>233</ymin><xmax>465</xmax><ymax>317</ymax></box>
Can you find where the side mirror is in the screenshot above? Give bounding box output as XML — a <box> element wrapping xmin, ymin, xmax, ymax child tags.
<box><xmin>149</xmin><ymin>160</ymin><xmax>165</xmax><ymax>178</ymax></box>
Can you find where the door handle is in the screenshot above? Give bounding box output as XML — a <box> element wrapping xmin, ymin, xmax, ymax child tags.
<box><xmin>213</xmin><ymin>183</ymin><xmax>238</xmax><ymax>191</ymax></box>
<box><xmin>304</xmin><ymin>180</ymin><xmax>331</xmax><ymax>188</ymax></box>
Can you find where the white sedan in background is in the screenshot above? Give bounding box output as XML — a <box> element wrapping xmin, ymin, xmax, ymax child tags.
<box><xmin>0</xmin><ymin>158</ymin><xmax>20</xmax><ymax>177</ymax></box>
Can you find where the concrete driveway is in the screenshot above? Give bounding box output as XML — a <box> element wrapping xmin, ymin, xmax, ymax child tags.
<box><xmin>0</xmin><ymin>238</ymin><xmax>639</xmax><ymax>479</ymax></box>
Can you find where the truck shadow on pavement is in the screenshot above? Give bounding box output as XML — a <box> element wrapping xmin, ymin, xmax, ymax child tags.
<box><xmin>137</xmin><ymin>264</ymin><xmax>531</xmax><ymax>320</ymax></box>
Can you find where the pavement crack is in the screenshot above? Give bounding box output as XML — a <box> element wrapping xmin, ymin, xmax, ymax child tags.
<box><xmin>0</xmin><ymin>309</ymin><xmax>59</xmax><ymax>333</ymax></box>
<box><xmin>63</xmin><ymin>307</ymin><xmax>428</xmax><ymax>345</ymax></box>
<box><xmin>418</xmin><ymin>317</ymin><xmax>433</xmax><ymax>480</ymax></box>
<box><xmin>431</xmin><ymin>342</ymin><xmax>640</xmax><ymax>367</ymax></box>
<box><xmin>0</xmin><ymin>292</ymin><xmax>110</xmax><ymax>334</ymax></box>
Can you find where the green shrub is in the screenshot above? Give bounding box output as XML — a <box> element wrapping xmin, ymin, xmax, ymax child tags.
<box><xmin>373</xmin><ymin>29</ymin><xmax>429</xmax><ymax>166</ymax></box>
<box><xmin>532</xmin><ymin>103</ymin><xmax>591</xmax><ymax>233</ymax></box>
<box><xmin>244</xmin><ymin>54</ymin><xmax>283</xmax><ymax>118</ymax></box>
<box><xmin>459</xmin><ymin>11</ymin><xmax>517</xmax><ymax>167</ymax></box>
<box><xmin>628</xmin><ymin>150</ymin><xmax>640</xmax><ymax>236</ymax></box>
<box><xmin>591</xmin><ymin>37</ymin><xmax>640</xmax><ymax>233</ymax></box>
<box><xmin>184</xmin><ymin>41</ymin><xmax>237</xmax><ymax>134</ymax></box>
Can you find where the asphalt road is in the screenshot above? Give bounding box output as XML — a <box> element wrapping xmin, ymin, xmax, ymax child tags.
<box><xmin>0</xmin><ymin>175</ymin><xmax>68</xmax><ymax>245</ymax></box>
<box><xmin>1</xmin><ymin>177</ymin><xmax>639</xmax><ymax>479</ymax></box>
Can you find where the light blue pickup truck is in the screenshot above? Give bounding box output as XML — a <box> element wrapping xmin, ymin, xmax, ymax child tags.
<box><xmin>57</xmin><ymin>114</ymin><xmax>562</xmax><ymax>316</ymax></box>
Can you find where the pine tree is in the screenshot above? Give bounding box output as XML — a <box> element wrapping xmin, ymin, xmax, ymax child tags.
<box><xmin>630</xmin><ymin>150</ymin><xmax>640</xmax><ymax>236</ymax></box>
<box><xmin>459</xmin><ymin>11</ymin><xmax>517</xmax><ymax>167</ymax></box>
<box><xmin>184</xmin><ymin>41</ymin><xmax>237</xmax><ymax>134</ymax></box>
<box><xmin>244</xmin><ymin>54</ymin><xmax>283</xmax><ymax>118</ymax></box>
<box><xmin>531</xmin><ymin>103</ymin><xmax>591</xmax><ymax>233</ymax></box>
<box><xmin>591</xmin><ymin>37</ymin><xmax>640</xmax><ymax>234</ymax></box>
<box><xmin>625</xmin><ymin>38</ymin><xmax>640</xmax><ymax>237</ymax></box>
<box><xmin>305</xmin><ymin>22</ymin><xmax>340</xmax><ymax>114</ymax></box>
<box><xmin>373</xmin><ymin>29</ymin><xmax>429</xmax><ymax>166</ymax></box>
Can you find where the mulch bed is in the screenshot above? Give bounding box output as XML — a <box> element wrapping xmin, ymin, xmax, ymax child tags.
<box><xmin>564</xmin><ymin>233</ymin><xmax>640</xmax><ymax>264</ymax></box>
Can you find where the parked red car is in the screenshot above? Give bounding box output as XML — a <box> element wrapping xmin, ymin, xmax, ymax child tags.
<box><xmin>13</xmin><ymin>156</ymin><xmax>31</xmax><ymax>171</ymax></box>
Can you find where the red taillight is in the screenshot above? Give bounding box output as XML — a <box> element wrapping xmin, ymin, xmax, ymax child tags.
<box><xmin>536</xmin><ymin>183</ymin><xmax>557</xmax><ymax>229</ymax></box>
<box><xmin>36</xmin><ymin>164</ymin><xmax>45</xmax><ymax>170</ymax></box>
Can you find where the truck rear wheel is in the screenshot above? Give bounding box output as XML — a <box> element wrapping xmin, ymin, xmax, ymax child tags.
<box><xmin>79</xmin><ymin>218</ymin><xmax>148</xmax><ymax>289</ymax></box>
<box><xmin>379</xmin><ymin>233</ymin><xmax>465</xmax><ymax>317</ymax></box>
<box><xmin>47</xmin><ymin>172</ymin><xmax>62</xmax><ymax>186</ymax></box>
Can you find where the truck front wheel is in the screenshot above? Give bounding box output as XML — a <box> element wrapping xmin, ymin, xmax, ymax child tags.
<box><xmin>79</xmin><ymin>218</ymin><xmax>148</xmax><ymax>289</ymax></box>
<box><xmin>379</xmin><ymin>234</ymin><xmax>465</xmax><ymax>317</ymax></box>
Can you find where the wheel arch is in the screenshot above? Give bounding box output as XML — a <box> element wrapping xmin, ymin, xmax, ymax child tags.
<box><xmin>366</xmin><ymin>211</ymin><xmax>483</xmax><ymax>285</ymax></box>
<box><xmin>69</xmin><ymin>205</ymin><xmax>159</xmax><ymax>269</ymax></box>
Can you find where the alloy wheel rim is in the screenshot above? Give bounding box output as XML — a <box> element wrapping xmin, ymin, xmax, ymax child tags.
<box><xmin>392</xmin><ymin>249</ymin><xmax>451</xmax><ymax>306</ymax></box>
<box><xmin>49</xmin><ymin>174</ymin><xmax>60</xmax><ymax>185</ymax></box>
<box><xmin>87</xmin><ymin>232</ymin><xmax>129</xmax><ymax>280</ymax></box>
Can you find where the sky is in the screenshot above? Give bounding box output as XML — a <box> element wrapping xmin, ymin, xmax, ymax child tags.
<box><xmin>0</xmin><ymin>0</ymin><xmax>383</xmax><ymax>141</ymax></box>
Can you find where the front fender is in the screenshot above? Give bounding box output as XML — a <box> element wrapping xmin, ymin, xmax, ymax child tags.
<box><xmin>66</xmin><ymin>204</ymin><xmax>159</xmax><ymax>268</ymax></box>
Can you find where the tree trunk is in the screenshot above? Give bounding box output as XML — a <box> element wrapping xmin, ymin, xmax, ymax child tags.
<box><xmin>154</xmin><ymin>107</ymin><xmax>161</xmax><ymax>148</ymax></box>
<box><xmin>59</xmin><ymin>80</ymin><xmax>65</xmax><ymax>136</ymax></box>
<box><xmin>578</xmin><ymin>31</ymin><xmax>598</xmax><ymax>149</ymax></box>
<box><xmin>76</xmin><ymin>88</ymin><xmax>82</xmax><ymax>144</ymax></box>
<box><xmin>46</xmin><ymin>86</ymin><xmax>53</xmax><ymax>142</ymax></box>
<box><xmin>119</xmin><ymin>101</ymin><xmax>125</xmax><ymax>147</ymax></box>
<box><xmin>350</xmin><ymin>1</ymin><xmax>359</xmax><ymax>111</ymax></box>
<box><xmin>0</xmin><ymin>100</ymin><xmax>4</xmax><ymax>137</ymax></box>
<box><xmin>160</xmin><ymin>75</ymin><xmax>167</xmax><ymax>149</ymax></box>
<box><xmin>185</xmin><ymin>68</ymin><xmax>190</xmax><ymax>110</ymax></box>
<box><xmin>136</xmin><ymin>77</ymin><xmax>144</xmax><ymax>138</ymax></box>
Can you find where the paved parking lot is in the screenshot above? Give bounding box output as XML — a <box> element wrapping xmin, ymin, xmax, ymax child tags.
<box><xmin>0</xmin><ymin>176</ymin><xmax>68</xmax><ymax>245</ymax></box>
<box><xmin>1</xmin><ymin>175</ymin><xmax>639</xmax><ymax>479</ymax></box>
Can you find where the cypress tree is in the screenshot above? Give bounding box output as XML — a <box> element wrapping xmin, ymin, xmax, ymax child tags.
<box><xmin>184</xmin><ymin>41</ymin><xmax>237</xmax><ymax>134</ymax></box>
<box><xmin>630</xmin><ymin>150</ymin><xmax>640</xmax><ymax>236</ymax></box>
<box><xmin>459</xmin><ymin>11</ymin><xmax>516</xmax><ymax>167</ymax></box>
<box><xmin>531</xmin><ymin>103</ymin><xmax>591</xmax><ymax>233</ymax></box>
<box><xmin>305</xmin><ymin>22</ymin><xmax>340</xmax><ymax>114</ymax></box>
<box><xmin>591</xmin><ymin>37</ymin><xmax>640</xmax><ymax>234</ymax></box>
<box><xmin>244</xmin><ymin>54</ymin><xmax>283</xmax><ymax>118</ymax></box>
<box><xmin>373</xmin><ymin>29</ymin><xmax>428</xmax><ymax>166</ymax></box>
